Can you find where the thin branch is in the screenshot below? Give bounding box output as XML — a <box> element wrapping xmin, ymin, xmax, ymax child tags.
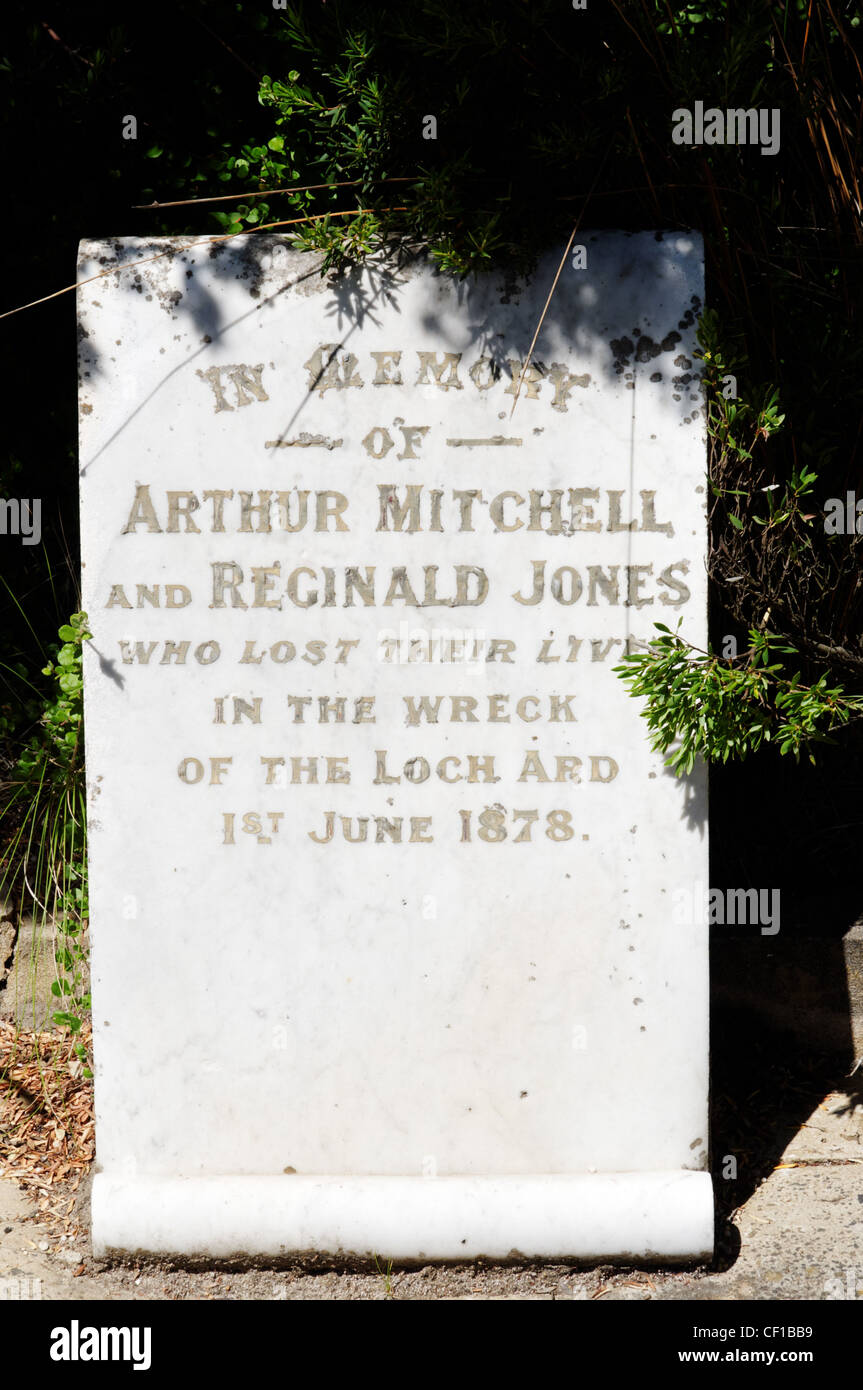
<box><xmin>509</xmin><ymin>155</ymin><xmax>607</xmax><ymax>417</ymax></box>
<box><xmin>0</xmin><ymin>208</ymin><xmax>407</xmax><ymax>323</ymax></box>
<box><xmin>133</xmin><ymin>177</ymin><xmax>416</xmax><ymax>210</ymax></box>
<box><xmin>187</xmin><ymin>11</ymin><xmax>259</xmax><ymax>79</ymax></box>
<box><xmin>625</xmin><ymin>105</ymin><xmax>661</xmax><ymax>222</ymax></box>
<box><xmin>40</xmin><ymin>20</ymin><xmax>93</xmax><ymax>68</ymax></box>
<box><xmin>136</xmin><ymin>178</ymin><xmax>766</xmax><ymax>215</ymax></box>
<box><xmin>508</xmin><ymin>225</ymin><xmax>579</xmax><ymax>419</ymax></box>
<box><xmin>606</xmin><ymin>0</ymin><xmax>665</xmax><ymax>75</ymax></box>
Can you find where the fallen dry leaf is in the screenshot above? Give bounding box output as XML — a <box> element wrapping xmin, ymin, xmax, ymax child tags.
<box><xmin>1</xmin><ymin>1021</ymin><xmax>94</xmax><ymax>1242</ymax></box>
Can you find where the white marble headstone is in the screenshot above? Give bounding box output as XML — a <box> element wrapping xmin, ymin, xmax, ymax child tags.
<box><xmin>78</xmin><ymin>233</ymin><xmax>711</xmax><ymax>1260</ymax></box>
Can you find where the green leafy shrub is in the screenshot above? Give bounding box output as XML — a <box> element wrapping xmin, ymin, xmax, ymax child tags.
<box><xmin>1</xmin><ymin>613</ymin><xmax>91</xmax><ymax>1069</ymax></box>
<box><xmin>615</xmin><ymin>623</ymin><xmax>863</xmax><ymax>776</ymax></box>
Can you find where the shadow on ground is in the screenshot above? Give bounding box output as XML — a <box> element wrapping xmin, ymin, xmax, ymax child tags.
<box><xmin>709</xmin><ymin>733</ymin><xmax>863</xmax><ymax>1272</ymax></box>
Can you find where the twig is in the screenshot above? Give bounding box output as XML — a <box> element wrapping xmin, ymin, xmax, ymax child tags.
<box><xmin>509</xmin><ymin>155</ymin><xmax>607</xmax><ymax>417</ymax></box>
<box><xmin>40</xmin><ymin>20</ymin><xmax>93</xmax><ymax>68</ymax></box>
<box><xmin>508</xmin><ymin>228</ymin><xmax>578</xmax><ymax>419</ymax></box>
<box><xmin>0</xmin><ymin>208</ymin><xmax>407</xmax><ymax>323</ymax></box>
<box><xmin>625</xmin><ymin>105</ymin><xmax>661</xmax><ymax>223</ymax></box>
<box><xmin>188</xmin><ymin>12</ymin><xmax>259</xmax><ymax>79</ymax></box>
<box><xmin>133</xmin><ymin>176</ymin><xmax>416</xmax><ymax>210</ymax></box>
<box><xmin>137</xmin><ymin>179</ymin><xmax>765</xmax><ymax>215</ymax></box>
<box><xmin>606</xmin><ymin>0</ymin><xmax>661</xmax><ymax>70</ymax></box>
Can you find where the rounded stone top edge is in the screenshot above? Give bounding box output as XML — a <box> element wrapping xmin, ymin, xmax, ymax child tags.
<box><xmin>74</xmin><ymin>231</ymin><xmax>704</xmax><ymax>310</ymax></box>
<box><xmin>77</xmin><ymin>229</ymin><xmax>704</xmax><ymax>265</ymax></box>
<box><xmin>73</xmin><ymin>238</ymin><xmax>441</xmax><ymax>289</ymax></box>
<box><xmin>76</xmin><ymin>235</ymin><xmax>323</xmax><ymax>269</ymax></box>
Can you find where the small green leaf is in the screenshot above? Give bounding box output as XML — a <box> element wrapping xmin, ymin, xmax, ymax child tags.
<box><xmin>52</xmin><ymin>1011</ymin><xmax>81</xmax><ymax>1032</ymax></box>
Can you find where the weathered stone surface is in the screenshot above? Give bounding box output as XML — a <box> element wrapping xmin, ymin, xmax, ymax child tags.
<box><xmin>0</xmin><ymin>915</ymin><xmax>60</xmax><ymax>1029</ymax></box>
<box><xmin>78</xmin><ymin>233</ymin><xmax>710</xmax><ymax>1259</ymax></box>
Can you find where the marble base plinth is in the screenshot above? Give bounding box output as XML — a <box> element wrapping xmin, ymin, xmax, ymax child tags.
<box><xmin>92</xmin><ymin>1171</ymin><xmax>713</xmax><ymax>1262</ymax></box>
